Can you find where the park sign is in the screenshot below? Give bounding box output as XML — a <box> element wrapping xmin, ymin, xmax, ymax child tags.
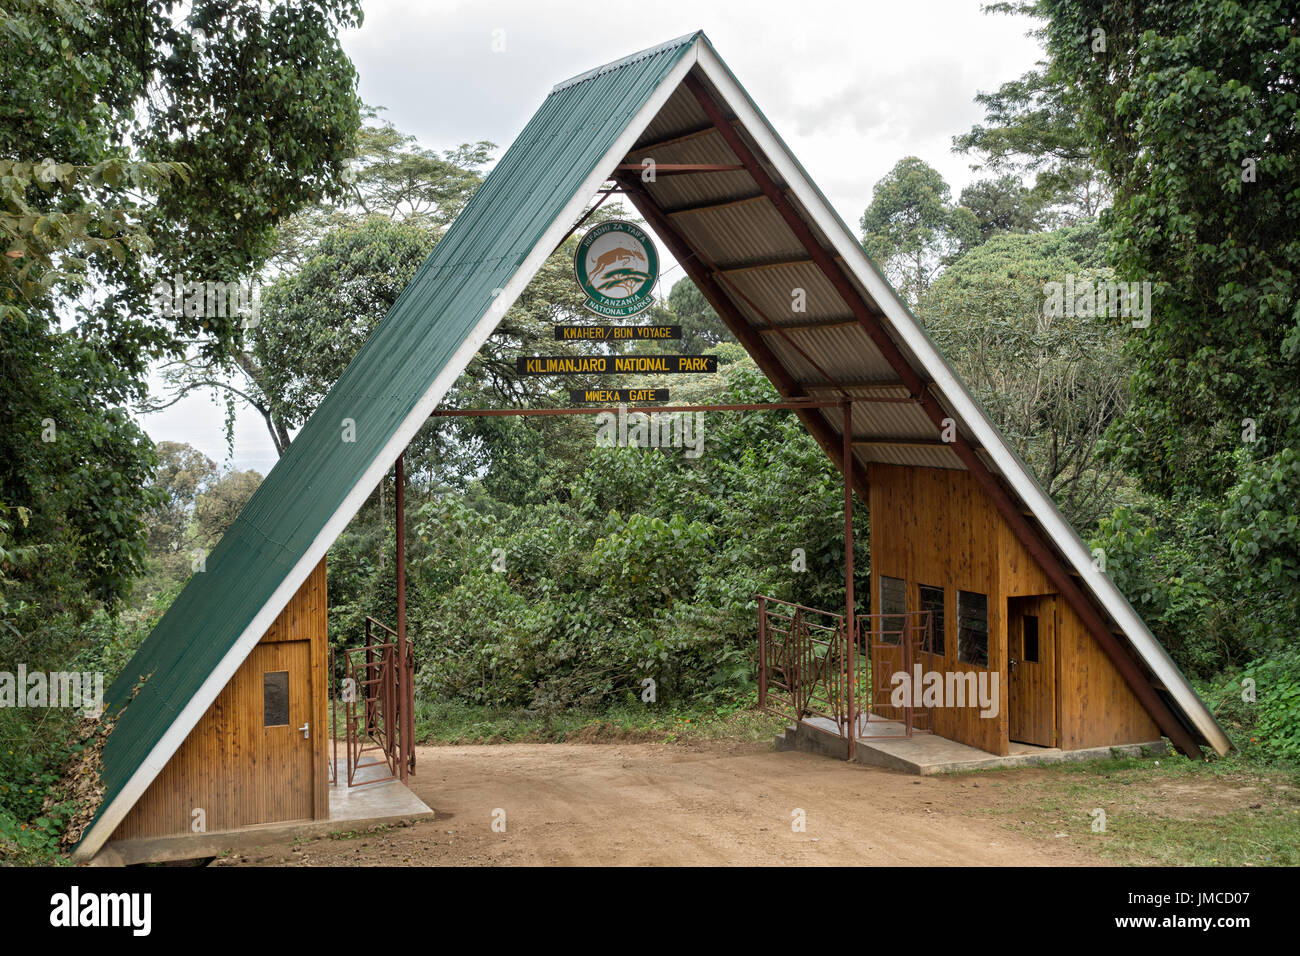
<box><xmin>554</xmin><ymin>324</ymin><xmax>680</xmax><ymax>340</ymax></box>
<box><xmin>516</xmin><ymin>355</ymin><xmax>716</xmax><ymax>374</ymax></box>
<box><xmin>570</xmin><ymin>388</ymin><xmax>669</xmax><ymax>403</ymax></box>
<box><xmin>574</xmin><ymin>220</ymin><xmax>659</xmax><ymax>317</ymax></box>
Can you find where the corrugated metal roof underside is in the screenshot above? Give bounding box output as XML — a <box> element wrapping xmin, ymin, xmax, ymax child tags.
<box><xmin>627</xmin><ymin>72</ymin><xmax>970</xmax><ymax>472</ymax></box>
<box><xmin>94</xmin><ymin>33</ymin><xmax>701</xmax><ymax>832</ymax></box>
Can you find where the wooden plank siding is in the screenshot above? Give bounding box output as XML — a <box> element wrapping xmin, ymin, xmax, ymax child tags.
<box><xmin>867</xmin><ymin>463</ymin><xmax>1158</xmax><ymax>754</ymax></box>
<box><xmin>110</xmin><ymin>559</ymin><xmax>329</xmax><ymax>842</ymax></box>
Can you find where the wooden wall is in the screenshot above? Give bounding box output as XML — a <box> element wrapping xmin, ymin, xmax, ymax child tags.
<box><xmin>867</xmin><ymin>463</ymin><xmax>1160</xmax><ymax>754</ymax></box>
<box><xmin>111</xmin><ymin>559</ymin><xmax>329</xmax><ymax>842</ymax></box>
<box><xmin>868</xmin><ymin>464</ymin><xmax>1006</xmax><ymax>755</ymax></box>
<box><xmin>1055</xmin><ymin>601</ymin><xmax>1160</xmax><ymax>749</ymax></box>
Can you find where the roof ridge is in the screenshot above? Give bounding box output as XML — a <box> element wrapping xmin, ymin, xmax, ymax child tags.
<box><xmin>551</xmin><ymin>30</ymin><xmax>702</xmax><ymax>93</ymax></box>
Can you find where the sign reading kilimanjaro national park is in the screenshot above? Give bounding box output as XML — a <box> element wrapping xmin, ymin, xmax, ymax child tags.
<box><xmin>574</xmin><ymin>220</ymin><xmax>659</xmax><ymax>317</ymax></box>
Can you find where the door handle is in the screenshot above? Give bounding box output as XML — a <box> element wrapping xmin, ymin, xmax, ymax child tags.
<box><xmin>298</xmin><ymin>722</ymin><xmax>310</xmax><ymax>739</ymax></box>
<box><xmin>1009</xmin><ymin>658</ymin><xmax>1018</xmax><ymax>672</ymax></box>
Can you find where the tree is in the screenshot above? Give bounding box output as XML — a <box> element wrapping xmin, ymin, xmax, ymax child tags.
<box><xmin>1038</xmin><ymin>0</ymin><xmax>1300</xmax><ymax>501</ymax></box>
<box><xmin>146</xmin><ymin>443</ymin><xmax>218</xmax><ymax>557</ymax></box>
<box><xmin>665</xmin><ymin>278</ymin><xmax>732</xmax><ymax>352</ymax></box>
<box><xmin>254</xmin><ymin>217</ymin><xmax>435</xmax><ymax>436</ymax></box>
<box><xmin>959</xmin><ymin>175</ymin><xmax>1044</xmax><ymax>243</ymax></box>
<box><xmin>952</xmin><ymin>5</ymin><xmax>1109</xmax><ymax>223</ymax></box>
<box><xmin>269</xmin><ymin>112</ymin><xmax>494</xmax><ymax>272</ymax></box>
<box><xmin>860</xmin><ymin>157</ymin><xmax>978</xmax><ymax>305</ymax></box>
<box><xmin>1</xmin><ymin>0</ymin><xmax>363</xmax><ymax>616</ymax></box>
<box><xmin>922</xmin><ymin>225</ymin><xmax>1129</xmax><ymax>529</ymax></box>
<box><xmin>147</xmin><ymin>119</ymin><xmax>495</xmax><ymax>451</ymax></box>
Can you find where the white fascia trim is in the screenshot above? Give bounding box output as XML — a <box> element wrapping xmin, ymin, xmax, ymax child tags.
<box><xmin>694</xmin><ymin>46</ymin><xmax>1229</xmax><ymax>756</ymax></box>
<box><xmin>76</xmin><ymin>42</ymin><xmax>703</xmax><ymax>862</ymax></box>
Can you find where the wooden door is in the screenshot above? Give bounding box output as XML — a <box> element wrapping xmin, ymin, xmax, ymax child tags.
<box><xmin>242</xmin><ymin>640</ymin><xmax>314</xmax><ymax>825</ymax></box>
<box><xmin>1007</xmin><ymin>596</ymin><xmax>1055</xmax><ymax>746</ymax></box>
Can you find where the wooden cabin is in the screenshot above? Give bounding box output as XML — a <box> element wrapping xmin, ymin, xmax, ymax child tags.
<box><xmin>108</xmin><ymin>561</ymin><xmax>330</xmax><ymax>843</ymax></box>
<box><xmin>868</xmin><ymin>465</ymin><xmax>1159</xmax><ymax>755</ymax></box>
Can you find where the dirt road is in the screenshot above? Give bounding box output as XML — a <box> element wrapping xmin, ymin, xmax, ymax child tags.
<box><xmin>216</xmin><ymin>740</ymin><xmax>1100</xmax><ymax>866</ymax></box>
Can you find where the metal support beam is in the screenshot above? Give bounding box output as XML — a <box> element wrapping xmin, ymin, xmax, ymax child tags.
<box><xmin>613</xmin><ymin>163</ymin><xmax>743</xmax><ymax>175</ymax></box>
<box><xmin>623</xmin><ymin>118</ymin><xmax>742</xmax><ymax>155</ymax></box>
<box><xmin>664</xmin><ymin>193</ymin><xmax>765</xmax><ymax>216</ymax></box>
<box><xmin>551</xmin><ymin>188</ymin><xmax>615</xmax><ymax>254</ymax></box>
<box><xmin>843</xmin><ymin>401</ymin><xmax>856</xmax><ymax>762</ymax></box>
<box><xmin>394</xmin><ymin>452</ymin><xmax>411</xmax><ymax>782</ymax></box>
<box><xmin>716</xmin><ymin>255</ymin><xmax>814</xmax><ymax>275</ymax></box>
<box><xmin>430</xmin><ymin>400</ymin><xmax>845</xmax><ymax>418</ymax></box>
<box><xmin>684</xmin><ymin>72</ymin><xmax>1202</xmax><ymax>757</ymax></box>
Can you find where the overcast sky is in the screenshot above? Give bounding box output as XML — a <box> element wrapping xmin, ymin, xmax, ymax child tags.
<box><xmin>139</xmin><ymin>0</ymin><xmax>1042</xmax><ymax>474</ymax></box>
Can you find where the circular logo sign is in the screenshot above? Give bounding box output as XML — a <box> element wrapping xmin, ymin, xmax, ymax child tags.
<box><xmin>574</xmin><ymin>220</ymin><xmax>659</xmax><ymax>317</ymax></box>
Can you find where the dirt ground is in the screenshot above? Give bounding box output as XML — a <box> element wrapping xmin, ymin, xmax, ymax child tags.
<box><xmin>213</xmin><ymin>740</ymin><xmax>1108</xmax><ymax>866</ymax></box>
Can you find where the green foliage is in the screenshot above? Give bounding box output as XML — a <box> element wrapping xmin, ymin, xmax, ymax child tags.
<box><xmin>1090</xmin><ymin>476</ymin><xmax>1298</xmax><ymax>681</ymax></box>
<box><xmin>376</xmin><ymin>360</ymin><xmax>859</xmax><ymax>715</ymax></box>
<box><xmin>2</xmin><ymin>0</ymin><xmax>363</xmax><ymax>621</ymax></box>
<box><xmin>256</xmin><ymin>216</ymin><xmax>434</xmax><ymax>430</ymax></box>
<box><xmin>1242</xmin><ymin>651</ymin><xmax>1300</xmax><ymax>764</ymax></box>
<box><xmin>951</xmin><ymin>48</ymin><xmax>1108</xmax><ymax>221</ymax></box>
<box><xmin>664</xmin><ymin>278</ymin><xmax>732</xmax><ymax>351</ymax></box>
<box><xmin>922</xmin><ymin>225</ymin><xmax>1127</xmax><ymax>529</ymax></box>
<box><xmin>958</xmin><ymin>175</ymin><xmax>1045</xmax><ymax>243</ymax></box>
<box><xmin>1039</xmin><ymin>0</ymin><xmax>1300</xmax><ymax>500</ymax></box>
<box><xmin>860</xmin><ymin>156</ymin><xmax>978</xmax><ymax>303</ymax></box>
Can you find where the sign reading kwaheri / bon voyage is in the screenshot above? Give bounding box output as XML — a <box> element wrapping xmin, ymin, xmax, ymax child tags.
<box><xmin>517</xmin><ymin>355</ymin><xmax>717</xmax><ymax>375</ymax></box>
<box><xmin>574</xmin><ymin>220</ymin><xmax>659</xmax><ymax>317</ymax></box>
<box><xmin>554</xmin><ymin>325</ymin><xmax>680</xmax><ymax>340</ymax></box>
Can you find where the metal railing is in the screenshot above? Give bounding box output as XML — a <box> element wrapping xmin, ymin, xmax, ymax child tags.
<box><xmin>330</xmin><ymin>616</ymin><xmax>414</xmax><ymax>787</ymax></box>
<box><xmin>756</xmin><ymin>595</ymin><xmax>851</xmax><ymax>734</ymax></box>
<box><xmin>855</xmin><ymin>610</ymin><xmax>935</xmax><ymax>738</ymax></box>
<box><xmin>757</xmin><ymin>596</ymin><xmax>936</xmax><ymax>743</ymax></box>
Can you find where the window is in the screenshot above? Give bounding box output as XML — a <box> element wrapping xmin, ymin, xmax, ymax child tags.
<box><xmin>263</xmin><ymin>671</ymin><xmax>289</xmax><ymax>726</ymax></box>
<box><xmin>1023</xmin><ymin>614</ymin><xmax>1039</xmax><ymax>663</ymax></box>
<box><xmin>918</xmin><ymin>584</ymin><xmax>945</xmax><ymax>655</ymax></box>
<box><xmin>957</xmin><ymin>590</ymin><xmax>988</xmax><ymax>667</ymax></box>
<box><xmin>879</xmin><ymin>575</ymin><xmax>906</xmax><ymax>644</ymax></box>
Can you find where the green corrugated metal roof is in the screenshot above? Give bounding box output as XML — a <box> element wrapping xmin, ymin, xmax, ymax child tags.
<box><xmin>88</xmin><ymin>31</ymin><xmax>702</xmax><ymax>846</ymax></box>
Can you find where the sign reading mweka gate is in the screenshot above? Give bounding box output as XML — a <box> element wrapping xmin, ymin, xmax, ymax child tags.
<box><xmin>516</xmin><ymin>355</ymin><xmax>717</xmax><ymax>375</ymax></box>
<box><xmin>569</xmin><ymin>388</ymin><xmax>670</xmax><ymax>403</ymax></box>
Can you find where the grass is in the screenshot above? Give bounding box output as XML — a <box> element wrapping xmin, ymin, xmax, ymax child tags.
<box><xmin>964</xmin><ymin>750</ymin><xmax>1300</xmax><ymax>866</ymax></box>
<box><xmin>412</xmin><ymin>693</ymin><xmax>788</xmax><ymax>746</ymax></box>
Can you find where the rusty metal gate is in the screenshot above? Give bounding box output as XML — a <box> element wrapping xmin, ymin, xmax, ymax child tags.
<box><xmin>330</xmin><ymin>615</ymin><xmax>415</xmax><ymax>787</ymax></box>
<box><xmin>757</xmin><ymin>595</ymin><xmax>934</xmax><ymax>744</ymax></box>
<box><xmin>855</xmin><ymin>609</ymin><xmax>935</xmax><ymax>737</ymax></box>
<box><xmin>756</xmin><ymin>595</ymin><xmax>852</xmax><ymax>734</ymax></box>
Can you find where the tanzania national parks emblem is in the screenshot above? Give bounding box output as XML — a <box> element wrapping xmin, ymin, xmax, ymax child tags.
<box><xmin>574</xmin><ymin>219</ymin><xmax>659</xmax><ymax>317</ymax></box>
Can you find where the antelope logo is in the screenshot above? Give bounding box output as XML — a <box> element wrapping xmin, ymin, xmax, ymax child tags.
<box><xmin>588</xmin><ymin>245</ymin><xmax>646</xmax><ymax>283</ymax></box>
<box><xmin>574</xmin><ymin>220</ymin><xmax>659</xmax><ymax>317</ymax></box>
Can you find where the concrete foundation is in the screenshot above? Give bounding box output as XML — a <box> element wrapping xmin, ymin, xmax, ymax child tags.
<box><xmin>775</xmin><ymin>717</ymin><xmax>1166</xmax><ymax>775</ymax></box>
<box><xmin>91</xmin><ymin>758</ymin><xmax>435</xmax><ymax>865</ymax></box>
